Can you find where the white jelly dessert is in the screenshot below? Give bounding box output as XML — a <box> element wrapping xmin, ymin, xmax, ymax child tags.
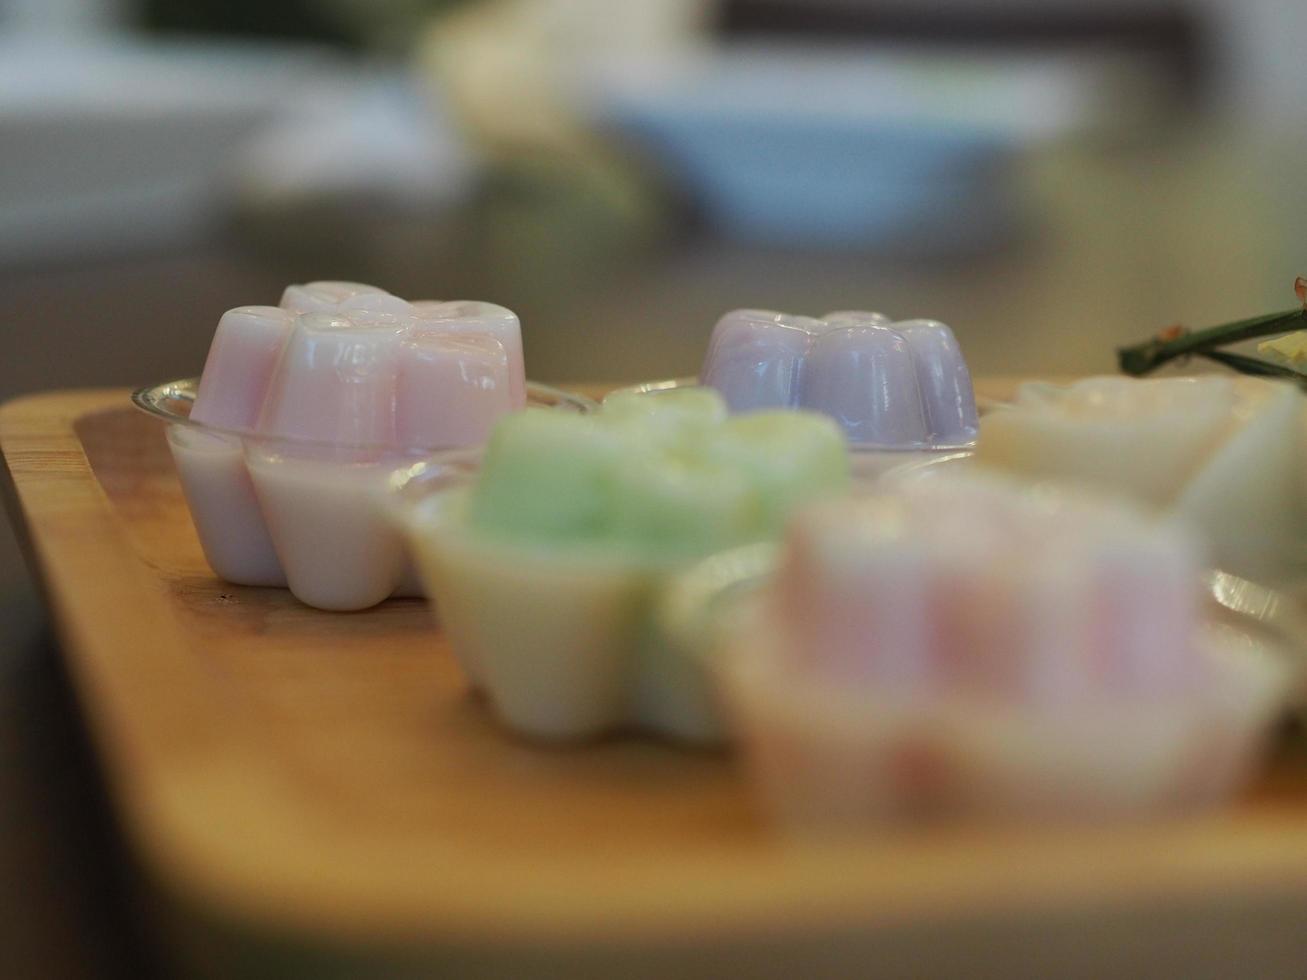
<box><xmin>717</xmin><ymin>472</ymin><xmax>1289</xmax><ymax>828</ymax></box>
<box><xmin>398</xmin><ymin>388</ymin><xmax>850</xmax><ymax>742</ymax></box>
<box><xmin>700</xmin><ymin>309</ymin><xmax>978</xmax><ymax>448</ymax></box>
<box><xmin>976</xmin><ymin>375</ymin><xmax>1307</xmax><ymax>586</ymax></box>
<box><xmin>170</xmin><ymin>281</ymin><xmax>534</xmax><ymax>610</ymax></box>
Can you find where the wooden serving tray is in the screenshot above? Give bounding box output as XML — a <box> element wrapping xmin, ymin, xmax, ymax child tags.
<box><xmin>6</xmin><ymin>382</ymin><xmax>1307</xmax><ymax>979</ymax></box>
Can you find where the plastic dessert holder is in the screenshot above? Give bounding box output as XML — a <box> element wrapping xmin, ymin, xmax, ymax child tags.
<box><xmin>390</xmin><ymin>462</ymin><xmax>729</xmax><ymax>743</ymax></box>
<box><xmin>133</xmin><ymin>378</ymin><xmax>596</xmax><ymax>611</ymax></box>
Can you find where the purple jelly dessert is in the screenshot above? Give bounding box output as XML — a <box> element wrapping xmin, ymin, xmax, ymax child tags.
<box><xmin>700</xmin><ymin>309</ymin><xmax>978</xmax><ymax>448</ymax></box>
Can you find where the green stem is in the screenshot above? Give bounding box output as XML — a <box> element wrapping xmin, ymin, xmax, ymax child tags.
<box><xmin>1196</xmin><ymin>349</ymin><xmax>1307</xmax><ymax>388</ymax></box>
<box><xmin>1117</xmin><ymin>307</ymin><xmax>1307</xmax><ymax>376</ymax></box>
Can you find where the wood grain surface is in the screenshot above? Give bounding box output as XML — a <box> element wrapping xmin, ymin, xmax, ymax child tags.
<box><xmin>6</xmin><ymin>381</ymin><xmax>1307</xmax><ymax>978</ymax></box>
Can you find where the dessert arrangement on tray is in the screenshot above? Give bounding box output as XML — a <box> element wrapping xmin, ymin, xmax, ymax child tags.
<box><xmin>131</xmin><ymin>277</ymin><xmax>1307</xmax><ymax>829</ymax></box>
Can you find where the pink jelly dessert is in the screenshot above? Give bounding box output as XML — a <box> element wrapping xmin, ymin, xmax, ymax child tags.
<box><xmin>170</xmin><ymin>281</ymin><xmax>526</xmax><ymax>610</ymax></box>
<box><xmin>192</xmin><ymin>282</ymin><xmax>525</xmax><ymax>445</ymax></box>
<box><xmin>718</xmin><ymin>473</ymin><xmax>1289</xmax><ymax>827</ymax></box>
<box><xmin>700</xmin><ymin>309</ymin><xmax>977</xmax><ymax>448</ymax></box>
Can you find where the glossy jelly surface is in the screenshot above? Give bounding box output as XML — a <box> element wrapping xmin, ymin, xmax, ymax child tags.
<box><xmin>192</xmin><ymin>282</ymin><xmax>526</xmax><ymax>452</ymax></box>
<box><xmin>700</xmin><ymin>309</ymin><xmax>977</xmax><ymax>448</ymax></box>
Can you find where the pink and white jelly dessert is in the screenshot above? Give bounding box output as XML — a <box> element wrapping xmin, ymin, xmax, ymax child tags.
<box><xmin>700</xmin><ymin>309</ymin><xmax>977</xmax><ymax>448</ymax></box>
<box><xmin>192</xmin><ymin>282</ymin><xmax>525</xmax><ymax>445</ymax></box>
<box><xmin>718</xmin><ymin>473</ymin><xmax>1289</xmax><ymax>827</ymax></box>
<box><xmin>170</xmin><ymin>281</ymin><xmax>526</xmax><ymax>610</ymax></box>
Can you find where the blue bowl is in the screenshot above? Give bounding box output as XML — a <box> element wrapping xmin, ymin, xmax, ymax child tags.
<box><xmin>592</xmin><ymin>48</ymin><xmax>1023</xmax><ymax>248</ymax></box>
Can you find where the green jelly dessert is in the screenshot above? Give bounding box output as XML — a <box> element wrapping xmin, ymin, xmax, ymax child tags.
<box><xmin>402</xmin><ymin>388</ymin><xmax>849</xmax><ymax>742</ymax></box>
<box><xmin>467</xmin><ymin>389</ymin><xmax>847</xmax><ymax>559</ymax></box>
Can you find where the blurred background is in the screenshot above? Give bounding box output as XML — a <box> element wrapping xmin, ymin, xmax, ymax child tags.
<box><xmin>5</xmin><ymin>0</ymin><xmax>1307</xmax><ymax>975</ymax></box>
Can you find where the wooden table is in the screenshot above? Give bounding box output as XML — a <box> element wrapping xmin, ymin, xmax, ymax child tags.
<box><xmin>6</xmin><ymin>381</ymin><xmax>1307</xmax><ymax>978</ymax></box>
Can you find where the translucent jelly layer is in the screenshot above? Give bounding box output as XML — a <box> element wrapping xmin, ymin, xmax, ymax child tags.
<box><xmin>192</xmin><ymin>283</ymin><xmax>526</xmax><ymax>451</ymax></box>
<box><xmin>700</xmin><ymin>309</ymin><xmax>977</xmax><ymax>448</ymax></box>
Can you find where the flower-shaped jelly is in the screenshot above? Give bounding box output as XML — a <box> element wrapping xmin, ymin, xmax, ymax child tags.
<box><xmin>160</xmin><ymin>281</ymin><xmax>578</xmax><ymax>610</ymax></box>
<box><xmin>701</xmin><ymin>309</ymin><xmax>977</xmax><ymax>448</ymax></box>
